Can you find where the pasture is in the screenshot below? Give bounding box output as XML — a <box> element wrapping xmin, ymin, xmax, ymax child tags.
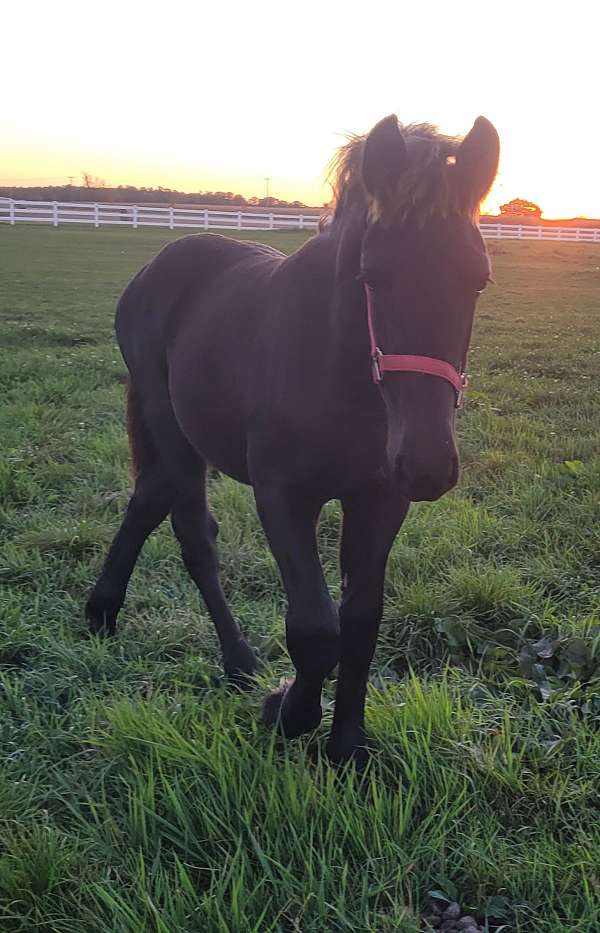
<box><xmin>1</xmin><ymin>224</ymin><xmax>600</xmax><ymax>931</ymax></box>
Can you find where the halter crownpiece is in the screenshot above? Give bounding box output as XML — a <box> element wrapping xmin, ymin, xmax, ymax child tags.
<box><xmin>365</xmin><ymin>285</ymin><xmax>469</xmax><ymax>408</ymax></box>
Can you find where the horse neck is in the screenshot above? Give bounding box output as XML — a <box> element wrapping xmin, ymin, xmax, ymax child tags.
<box><xmin>326</xmin><ymin>207</ymin><xmax>374</xmax><ymax>398</ymax></box>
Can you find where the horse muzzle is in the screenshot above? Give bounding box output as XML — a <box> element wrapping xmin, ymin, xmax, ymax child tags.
<box><xmin>394</xmin><ymin>451</ymin><xmax>459</xmax><ymax>502</ymax></box>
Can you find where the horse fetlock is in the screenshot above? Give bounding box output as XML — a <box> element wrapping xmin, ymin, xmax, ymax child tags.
<box><xmin>223</xmin><ymin>636</ymin><xmax>259</xmax><ymax>687</ymax></box>
<box><xmin>262</xmin><ymin>677</ymin><xmax>322</xmax><ymax>738</ymax></box>
<box><xmin>287</xmin><ymin>610</ymin><xmax>339</xmax><ymax>679</ymax></box>
<box><xmin>326</xmin><ymin>723</ymin><xmax>369</xmax><ymax>769</ymax></box>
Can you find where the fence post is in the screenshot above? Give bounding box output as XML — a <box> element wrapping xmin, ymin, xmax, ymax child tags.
<box><xmin>94</xmin><ymin>203</ymin><xmax>99</xmax><ymax>228</ymax></box>
<box><xmin>132</xmin><ymin>205</ymin><xmax>138</xmax><ymax>229</ymax></box>
<box><xmin>517</xmin><ymin>224</ymin><xmax>522</xmax><ymax>239</ymax></box>
<box><xmin>269</xmin><ymin>213</ymin><xmax>274</xmax><ymax>230</ymax></box>
<box><xmin>52</xmin><ymin>201</ymin><xmax>59</xmax><ymax>227</ymax></box>
<box><xmin>204</xmin><ymin>209</ymin><xmax>209</xmax><ymax>230</ymax></box>
<box><xmin>237</xmin><ymin>211</ymin><xmax>242</xmax><ymax>230</ymax></box>
<box><xmin>9</xmin><ymin>199</ymin><xmax>15</xmax><ymax>225</ymax></box>
<box><xmin>538</xmin><ymin>226</ymin><xmax>542</xmax><ymax>239</ymax></box>
<box><xmin>299</xmin><ymin>214</ymin><xmax>304</xmax><ymax>230</ymax></box>
<box><xmin>169</xmin><ymin>206</ymin><xmax>174</xmax><ymax>230</ymax></box>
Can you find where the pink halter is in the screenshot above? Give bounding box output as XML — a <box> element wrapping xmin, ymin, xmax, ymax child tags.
<box><xmin>365</xmin><ymin>284</ymin><xmax>468</xmax><ymax>408</ymax></box>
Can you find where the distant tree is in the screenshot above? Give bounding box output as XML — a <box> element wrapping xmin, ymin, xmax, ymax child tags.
<box><xmin>499</xmin><ymin>197</ymin><xmax>542</xmax><ymax>218</ymax></box>
<box><xmin>82</xmin><ymin>171</ymin><xmax>106</xmax><ymax>188</ymax></box>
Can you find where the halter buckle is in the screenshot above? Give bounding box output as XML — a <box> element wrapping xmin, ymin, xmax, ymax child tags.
<box><xmin>456</xmin><ymin>372</ymin><xmax>469</xmax><ymax>409</ymax></box>
<box><xmin>371</xmin><ymin>348</ymin><xmax>383</xmax><ymax>384</ymax></box>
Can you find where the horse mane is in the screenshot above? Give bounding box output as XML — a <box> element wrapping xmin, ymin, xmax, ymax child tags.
<box><xmin>327</xmin><ymin>122</ymin><xmax>475</xmax><ymax>226</ymax></box>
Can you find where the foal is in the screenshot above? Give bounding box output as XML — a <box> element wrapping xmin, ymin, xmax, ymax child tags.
<box><xmin>87</xmin><ymin>114</ymin><xmax>499</xmax><ymax>765</ymax></box>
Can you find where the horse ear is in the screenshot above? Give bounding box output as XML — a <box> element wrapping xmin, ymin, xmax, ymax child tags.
<box><xmin>362</xmin><ymin>115</ymin><xmax>408</xmax><ymax>203</ymax></box>
<box><xmin>455</xmin><ymin>116</ymin><xmax>500</xmax><ymax>206</ymax></box>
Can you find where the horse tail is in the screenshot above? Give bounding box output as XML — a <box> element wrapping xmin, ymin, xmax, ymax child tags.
<box><xmin>125</xmin><ymin>377</ymin><xmax>155</xmax><ymax>480</ymax></box>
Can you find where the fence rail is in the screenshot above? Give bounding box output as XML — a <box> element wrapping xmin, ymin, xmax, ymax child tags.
<box><xmin>2</xmin><ymin>199</ymin><xmax>600</xmax><ymax>242</ymax></box>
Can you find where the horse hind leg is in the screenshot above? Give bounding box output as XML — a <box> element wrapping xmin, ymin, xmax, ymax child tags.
<box><xmin>88</xmin><ymin>377</ymin><xmax>257</xmax><ymax>682</ymax></box>
<box><xmin>86</xmin><ymin>380</ymin><xmax>173</xmax><ymax>636</ymax></box>
<box><xmin>170</xmin><ymin>478</ymin><xmax>258</xmax><ymax>685</ymax></box>
<box><xmin>134</xmin><ymin>388</ymin><xmax>258</xmax><ymax>684</ymax></box>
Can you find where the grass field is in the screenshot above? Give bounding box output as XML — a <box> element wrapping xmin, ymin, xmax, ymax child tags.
<box><xmin>1</xmin><ymin>224</ymin><xmax>600</xmax><ymax>932</ymax></box>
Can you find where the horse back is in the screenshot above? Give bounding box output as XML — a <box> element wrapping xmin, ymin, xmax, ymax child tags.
<box><xmin>116</xmin><ymin>234</ymin><xmax>282</xmax><ymax>353</ymax></box>
<box><xmin>115</xmin><ymin>234</ymin><xmax>285</xmax><ymax>482</ymax></box>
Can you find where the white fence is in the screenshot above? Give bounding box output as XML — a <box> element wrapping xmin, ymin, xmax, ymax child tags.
<box><xmin>1</xmin><ymin>198</ymin><xmax>600</xmax><ymax>242</ymax></box>
<box><xmin>0</xmin><ymin>199</ymin><xmax>318</xmax><ymax>232</ymax></box>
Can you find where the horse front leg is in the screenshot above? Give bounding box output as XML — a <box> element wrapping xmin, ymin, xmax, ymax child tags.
<box><xmin>254</xmin><ymin>484</ymin><xmax>339</xmax><ymax>738</ymax></box>
<box><xmin>327</xmin><ymin>483</ymin><xmax>409</xmax><ymax>767</ymax></box>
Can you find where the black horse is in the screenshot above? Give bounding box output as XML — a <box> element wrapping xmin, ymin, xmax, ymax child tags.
<box><xmin>87</xmin><ymin>114</ymin><xmax>499</xmax><ymax>765</ymax></box>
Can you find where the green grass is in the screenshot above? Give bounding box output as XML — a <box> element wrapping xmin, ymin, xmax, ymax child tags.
<box><xmin>1</xmin><ymin>224</ymin><xmax>600</xmax><ymax>932</ymax></box>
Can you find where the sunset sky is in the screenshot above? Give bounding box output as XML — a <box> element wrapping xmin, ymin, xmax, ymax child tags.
<box><xmin>3</xmin><ymin>1</ymin><xmax>599</xmax><ymax>218</ymax></box>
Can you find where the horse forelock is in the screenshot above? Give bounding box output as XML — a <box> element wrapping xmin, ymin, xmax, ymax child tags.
<box><xmin>328</xmin><ymin>122</ymin><xmax>479</xmax><ymax>228</ymax></box>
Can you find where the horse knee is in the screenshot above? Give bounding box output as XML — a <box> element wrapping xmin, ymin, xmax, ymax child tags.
<box><xmin>286</xmin><ymin>597</ymin><xmax>339</xmax><ymax>679</ymax></box>
<box><xmin>128</xmin><ymin>479</ymin><xmax>171</xmax><ymax>530</ymax></box>
<box><xmin>339</xmin><ymin>588</ymin><xmax>384</xmax><ymax>669</ymax></box>
<box><xmin>340</xmin><ymin>592</ymin><xmax>383</xmax><ymax>628</ymax></box>
<box><xmin>171</xmin><ymin>509</ymin><xmax>220</xmax><ymax>578</ymax></box>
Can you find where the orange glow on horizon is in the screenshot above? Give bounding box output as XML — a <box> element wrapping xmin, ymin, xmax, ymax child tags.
<box><xmin>2</xmin><ymin>1</ymin><xmax>599</xmax><ymax>221</ymax></box>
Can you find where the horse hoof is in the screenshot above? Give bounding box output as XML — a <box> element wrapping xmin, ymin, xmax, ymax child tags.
<box><xmin>261</xmin><ymin>678</ymin><xmax>322</xmax><ymax>738</ymax></box>
<box><xmin>85</xmin><ymin>610</ymin><xmax>116</xmax><ymax>638</ymax></box>
<box><xmin>224</xmin><ymin>639</ymin><xmax>259</xmax><ymax>689</ymax></box>
<box><xmin>86</xmin><ymin>616</ymin><xmax>116</xmax><ymax>638</ymax></box>
<box><xmin>326</xmin><ymin>730</ymin><xmax>370</xmax><ymax>769</ymax></box>
<box><xmin>85</xmin><ymin>592</ymin><xmax>118</xmax><ymax>638</ymax></box>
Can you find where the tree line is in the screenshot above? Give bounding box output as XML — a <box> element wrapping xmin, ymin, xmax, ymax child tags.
<box><xmin>0</xmin><ymin>183</ymin><xmax>309</xmax><ymax>209</ymax></box>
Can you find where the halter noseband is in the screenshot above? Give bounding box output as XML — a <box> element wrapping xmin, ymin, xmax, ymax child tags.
<box><xmin>365</xmin><ymin>284</ymin><xmax>469</xmax><ymax>408</ymax></box>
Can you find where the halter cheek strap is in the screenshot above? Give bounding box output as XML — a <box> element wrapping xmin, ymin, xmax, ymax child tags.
<box><xmin>365</xmin><ymin>284</ymin><xmax>469</xmax><ymax>408</ymax></box>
